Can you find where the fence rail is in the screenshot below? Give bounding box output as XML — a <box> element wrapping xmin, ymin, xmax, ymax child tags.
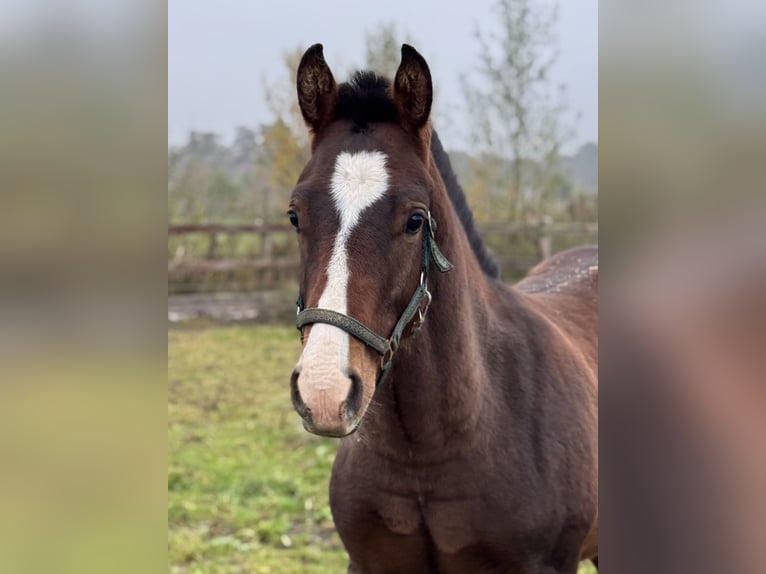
<box><xmin>168</xmin><ymin>221</ymin><xmax>597</xmax><ymax>292</ymax></box>
<box><xmin>168</xmin><ymin>223</ymin><xmax>292</xmax><ymax>235</ymax></box>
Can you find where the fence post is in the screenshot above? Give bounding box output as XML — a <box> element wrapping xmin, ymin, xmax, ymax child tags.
<box><xmin>207</xmin><ymin>232</ymin><xmax>218</xmax><ymax>260</ymax></box>
<box><xmin>261</xmin><ymin>229</ymin><xmax>274</xmax><ymax>288</ymax></box>
<box><xmin>537</xmin><ymin>216</ymin><xmax>552</xmax><ymax>261</ymax></box>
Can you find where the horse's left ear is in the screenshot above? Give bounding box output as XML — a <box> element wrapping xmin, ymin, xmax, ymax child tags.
<box><xmin>393</xmin><ymin>44</ymin><xmax>433</xmax><ymax>130</ymax></box>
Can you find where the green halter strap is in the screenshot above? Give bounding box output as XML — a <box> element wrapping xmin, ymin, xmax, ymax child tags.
<box><xmin>296</xmin><ymin>212</ymin><xmax>453</xmax><ymax>387</ymax></box>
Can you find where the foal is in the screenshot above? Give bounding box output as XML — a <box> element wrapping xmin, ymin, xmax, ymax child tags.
<box><xmin>289</xmin><ymin>44</ymin><xmax>598</xmax><ymax>574</ymax></box>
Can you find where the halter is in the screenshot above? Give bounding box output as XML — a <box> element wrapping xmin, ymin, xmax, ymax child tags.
<box><xmin>296</xmin><ymin>211</ymin><xmax>454</xmax><ymax>388</ymax></box>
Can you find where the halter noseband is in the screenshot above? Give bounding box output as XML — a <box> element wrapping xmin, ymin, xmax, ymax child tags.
<box><xmin>296</xmin><ymin>212</ymin><xmax>454</xmax><ymax>388</ymax></box>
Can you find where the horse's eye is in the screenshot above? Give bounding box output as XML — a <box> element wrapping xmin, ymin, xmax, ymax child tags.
<box><xmin>405</xmin><ymin>212</ymin><xmax>425</xmax><ymax>235</ymax></box>
<box><xmin>287</xmin><ymin>210</ymin><xmax>300</xmax><ymax>229</ymax></box>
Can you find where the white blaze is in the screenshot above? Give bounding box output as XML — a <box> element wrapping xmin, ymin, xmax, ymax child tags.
<box><xmin>297</xmin><ymin>151</ymin><xmax>389</xmax><ymax>384</ymax></box>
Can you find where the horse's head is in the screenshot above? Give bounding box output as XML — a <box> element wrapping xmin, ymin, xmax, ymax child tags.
<box><xmin>289</xmin><ymin>44</ymin><xmax>443</xmax><ymax>437</ymax></box>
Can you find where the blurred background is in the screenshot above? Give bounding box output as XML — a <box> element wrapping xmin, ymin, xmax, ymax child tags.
<box><xmin>167</xmin><ymin>0</ymin><xmax>598</xmax><ymax>321</ymax></box>
<box><xmin>601</xmin><ymin>1</ymin><xmax>766</xmax><ymax>572</ymax></box>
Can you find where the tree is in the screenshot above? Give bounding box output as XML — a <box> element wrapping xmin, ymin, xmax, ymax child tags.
<box><xmin>252</xmin><ymin>119</ymin><xmax>307</xmax><ymax>222</ymax></box>
<box><xmin>254</xmin><ymin>48</ymin><xmax>312</xmax><ymax>222</ymax></box>
<box><xmin>463</xmin><ymin>0</ymin><xmax>573</xmax><ymax>222</ymax></box>
<box><xmin>263</xmin><ymin>47</ymin><xmax>309</xmax><ymax>148</ymax></box>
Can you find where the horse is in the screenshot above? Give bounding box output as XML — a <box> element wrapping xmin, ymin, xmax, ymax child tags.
<box><xmin>288</xmin><ymin>43</ymin><xmax>598</xmax><ymax>574</ymax></box>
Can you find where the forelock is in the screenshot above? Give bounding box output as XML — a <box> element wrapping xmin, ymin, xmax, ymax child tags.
<box><xmin>334</xmin><ymin>71</ymin><xmax>398</xmax><ymax>130</ymax></box>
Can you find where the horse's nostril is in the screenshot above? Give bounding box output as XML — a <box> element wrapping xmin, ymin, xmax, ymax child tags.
<box><xmin>345</xmin><ymin>370</ymin><xmax>363</xmax><ymax>419</ymax></box>
<box><xmin>290</xmin><ymin>369</ymin><xmax>311</xmax><ymax>422</ymax></box>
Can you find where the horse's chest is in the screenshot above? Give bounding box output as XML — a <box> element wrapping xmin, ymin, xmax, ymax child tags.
<box><xmin>349</xmin><ymin>490</ymin><xmax>529</xmax><ymax>574</ymax></box>
<box><xmin>375</xmin><ymin>491</ymin><xmax>497</xmax><ymax>553</ymax></box>
<box><xmin>333</xmin><ymin>455</ymin><xmax>518</xmax><ymax>555</ymax></box>
<box><xmin>422</xmin><ymin>497</ymin><xmax>491</xmax><ymax>553</ymax></box>
<box><xmin>376</xmin><ymin>493</ymin><xmax>421</xmax><ymax>534</ymax></box>
<box><xmin>332</xmin><ymin>459</ymin><xmax>575</xmax><ymax>573</ymax></box>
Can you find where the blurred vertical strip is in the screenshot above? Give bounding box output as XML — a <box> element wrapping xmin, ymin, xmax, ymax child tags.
<box><xmin>0</xmin><ymin>1</ymin><xmax>167</xmax><ymax>573</ymax></box>
<box><xmin>601</xmin><ymin>0</ymin><xmax>766</xmax><ymax>572</ymax></box>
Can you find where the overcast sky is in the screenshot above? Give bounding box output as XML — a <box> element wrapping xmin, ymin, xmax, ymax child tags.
<box><xmin>168</xmin><ymin>0</ymin><xmax>597</xmax><ymax>152</ymax></box>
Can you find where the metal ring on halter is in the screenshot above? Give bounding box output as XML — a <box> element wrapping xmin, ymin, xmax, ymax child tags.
<box><xmin>380</xmin><ymin>340</ymin><xmax>396</xmax><ymax>370</ymax></box>
<box><xmin>419</xmin><ymin>289</ymin><xmax>432</xmax><ymax>322</ymax></box>
<box><xmin>412</xmin><ymin>288</ymin><xmax>432</xmax><ymax>334</ymax></box>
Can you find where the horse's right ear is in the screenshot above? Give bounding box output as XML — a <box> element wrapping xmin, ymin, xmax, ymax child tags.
<box><xmin>296</xmin><ymin>44</ymin><xmax>337</xmax><ymax>134</ymax></box>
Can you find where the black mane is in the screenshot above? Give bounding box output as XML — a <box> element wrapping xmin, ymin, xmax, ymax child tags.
<box><xmin>430</xmin><ymin>131</ymin><xmax>500</xmax><ymax>279</ymax></box>
<box><xmin>336</xmin><ymin>71</ymin><xmax>500</xmax><ymax>279</ymax></box>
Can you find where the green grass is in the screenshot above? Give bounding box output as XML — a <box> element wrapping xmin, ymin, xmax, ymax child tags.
<box><xmin>169</xmin><ymin>324</ymin><xmax>597</xmax><ymax>573</ymax></box>
<box><xmin>169</xmin><ymin>325</ymin><xmax>347</xmax><ymax>573</ymax></box>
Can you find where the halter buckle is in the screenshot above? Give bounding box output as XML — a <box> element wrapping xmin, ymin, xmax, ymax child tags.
<box><xmin>412</xmin><ymin>287</ymin><xmax>432</xmax><ymax>335</ymax></box>
<box><xmin>380</xmin><ymin>340</ymin><xmax>396</xmax><ymax>370</ymax></box>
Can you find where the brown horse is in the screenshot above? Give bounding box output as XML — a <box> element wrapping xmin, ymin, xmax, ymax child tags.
<box><xmin>288</xmin><ymin>44</ymin><xmax>598</xmax><ymax>574</ymax></box>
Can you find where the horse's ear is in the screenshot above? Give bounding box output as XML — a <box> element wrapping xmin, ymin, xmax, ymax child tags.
<box><xmin>296</xmin><ymin>44</ymin><xmax>337</xmax><ymax>134</ymax></box>
<box><xmin>393</xmin><ymin>44</ymin><xmax>433</xmax><ymax>130</ymax></box>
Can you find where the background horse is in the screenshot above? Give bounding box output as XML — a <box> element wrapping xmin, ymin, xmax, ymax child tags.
<box><xmin>289</xmin><ymin>43</ymin><xmax>598</xmax><ymax>573</ymax></box>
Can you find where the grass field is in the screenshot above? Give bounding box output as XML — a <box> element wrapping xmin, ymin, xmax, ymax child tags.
<box><xmin>169</xmin><ymin>324</ymin><xmax>596</xmax><ymax>573</ymax></box>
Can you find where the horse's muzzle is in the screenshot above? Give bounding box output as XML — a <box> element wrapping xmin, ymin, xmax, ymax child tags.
<box><xmin>290</xmin><ymin>367</ymin><xmax>364</xmax><ymax>437</ymax></box>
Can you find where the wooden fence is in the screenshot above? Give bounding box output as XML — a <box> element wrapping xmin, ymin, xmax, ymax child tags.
<box><xmin>168</xmin><ymin>221</ymin><xmax>597</xmax><ymax>292</ymax></box>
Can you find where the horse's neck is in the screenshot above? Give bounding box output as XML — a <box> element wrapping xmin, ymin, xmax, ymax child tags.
<box><xmin>356</xmin><ymin>166</ymin><xmax>504</xmax><ymax>460</ymax></box>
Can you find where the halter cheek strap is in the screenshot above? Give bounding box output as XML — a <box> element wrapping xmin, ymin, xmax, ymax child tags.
<box><xmin>296</xmin><ymin>212</ymin><xmax>453</xmax><ymax>388</ymax></box>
